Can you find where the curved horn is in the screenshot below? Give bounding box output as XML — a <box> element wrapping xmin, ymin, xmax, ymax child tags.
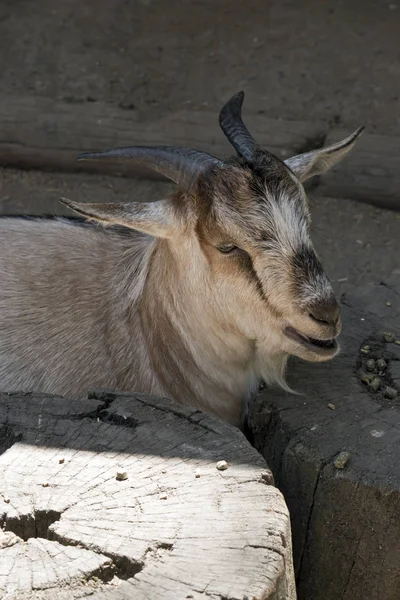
<box><xmin>77</xmin><ymin>146</ymin><xmax>223</xmax><ymax>194</ymax></box>
<box><xmin>219</xmin><ymin>91</ymin><xmax>259</xmax><ymax>161</ymax></box>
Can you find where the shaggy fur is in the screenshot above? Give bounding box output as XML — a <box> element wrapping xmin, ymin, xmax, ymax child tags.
<box><xmin>0</xmin><ymin>125</ymin><xmax>362</xmax><ymax>428</ymax></box>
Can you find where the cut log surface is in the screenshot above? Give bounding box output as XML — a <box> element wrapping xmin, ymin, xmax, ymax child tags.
<box><xmin>0</xmin><ymin>391</ymin><xmax>296</xmax><ymax>600</ymax></box>
<box><xmin>249</xmin><ymin>276</ymin><xmax>400</xmax><ymax>600</ymax></box>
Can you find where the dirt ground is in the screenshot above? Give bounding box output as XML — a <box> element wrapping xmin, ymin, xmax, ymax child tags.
<box><xmin>0</xmin><ymin>0</ymin><xmax>399</xmax><ymax>295</ymax></box>
<box><xmin>1</xmin><ymin>0</ymin><xmax>400</xmax><ymax>133</ymax></box>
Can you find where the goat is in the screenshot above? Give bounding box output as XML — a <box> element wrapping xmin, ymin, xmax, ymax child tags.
<box><xmin>0</xmin><ymin>92</ymin><xmax>363</xmax><ymax>428</ymax></box>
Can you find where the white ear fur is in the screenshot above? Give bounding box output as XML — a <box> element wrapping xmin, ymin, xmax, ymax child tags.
<box><xmin>59</xmin><ymin>198</ymin><xmax>180</xmax><ymax>239</ymax></box>
<box><xmin>284</xmin><ymin>126</ymin><xmax>364</xmax><ymax>182</ymax></box>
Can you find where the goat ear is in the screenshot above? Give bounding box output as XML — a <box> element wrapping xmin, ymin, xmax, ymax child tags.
<box><xmin>59</xmin><ymin>198</ymin><xmax>180</xmax><ymax>238</ymax></box>
<box><xmin>284</xmin><ymin>126</ymin><xmax>364</xmax><ymax>182</ymax></box>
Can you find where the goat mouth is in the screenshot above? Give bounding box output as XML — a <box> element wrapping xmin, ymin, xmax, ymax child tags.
<box><xmin>284</xmin><ymin>326</ymin><xmax>338</xmax><ymax>354</ymax></box>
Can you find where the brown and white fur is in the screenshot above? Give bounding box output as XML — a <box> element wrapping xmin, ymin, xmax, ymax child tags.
<box><xmin>0</xmin><ymin>93</ymin><xmax>363</xmax><ymax>428</ymax></box>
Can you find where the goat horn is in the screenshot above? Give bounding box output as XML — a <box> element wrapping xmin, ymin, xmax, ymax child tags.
<box><xmin>219</xmin><ymin>91</ymin><xmax>259</xmax><ymax>161</ymax></box>
<box><xmin>77</xmin><ymin>146</ymin><xmax>223</xmax><ymax>194</ymax></box>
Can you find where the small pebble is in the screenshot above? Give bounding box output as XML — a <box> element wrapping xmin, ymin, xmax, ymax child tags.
<box><xmin>384</xmin><ymin>386</ymin><xmax>397</xmax><ymax>399</ymax></box>
<box><xmin>195</xmin><ymin>472</ymin><xmax>201</xmax><ymax>479</ymax></box>
<box><xmin>369</xmin><ymin>377</ymin><xmax>381</xmax><ymax>392</ymax></box>
<box><xmin>360</xmin><ymin>346</ymin><xmax>370</xmax><ymax>355</ymax></box>
<box><xmin>216</xmin><ymin>460</ymin><xmax>229</xmax><ymax>471</ymax></box>
<box><xmin>366</xmin><ymin>359</ymin><xmax>376</xmax><ymax>372</ymax></box>
<box><xmin>395</xmin><ymin>340</ymin><xmax>400</xmax><ymax>346</ymax></box>
<box><xmin>42</xmin><ymin>482</ymin><xmax>49</xmax><ymax>488</ymax></box>
<box><xmin>328</xmin><ymin>403</ymin><xmax>336</xmax><ymax>410</ymax></box>
<box><xmin>386</xmin><ymin>301</ymin><xmax>392</xmax><ymax>307</ymax></box>
<box><xmin>58</xmin><ymin>458</ymin><xmax>65</xmax><ymax>464</ymax></box>
<box><xmin>116</xmin><ymin>471</ymin><xmax>128</xmax><ymax>481</ymax></box>
<box><xmin>383</xmin><ymin>332</ymin><xmax>396</xmax><ymax>343</ymax></box>
<box><xmin>159</xmin><ymin>493</ymin><xmax>168</xmax><ymax>500</ymax></box>
<box><xmin>260</xmin><ymin>471</ymin><xmax>273</xmax><ymax>484</ymax></box>
<box><xmin>360</xmin><ymin>372</ymin><xmax>372</xmax><ymax>385</ymax></box>
<box><xmin>376</xmin><ymin>358</ymin><xmax>387</xmax><ymax>370</ymax></box>
<box><xmin>3</xmin><ymin>496</ymin><xmax>10</xmax><ymax>504</ymax></box>
<box><xmin>334</xmin><ymin>451</ymin><xmax>350</xmax><ymax>469</ymax></box>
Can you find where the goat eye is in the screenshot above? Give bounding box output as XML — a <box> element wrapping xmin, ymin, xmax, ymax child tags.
<box><xmin>218</xmin><ymin>244</ymin><xmax>239</xmax><ymax>254</ymax></box>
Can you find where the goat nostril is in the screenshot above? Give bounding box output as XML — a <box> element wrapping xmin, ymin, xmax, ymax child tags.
<box><xmin>309</xmin><ymin>312</ymin><xmax>330</xmax><ymax>325</ymax></box>
<box><xmin>308</xmin><ymin>302</ymin><xmax>340</xmax><ymax>327</ymax></box>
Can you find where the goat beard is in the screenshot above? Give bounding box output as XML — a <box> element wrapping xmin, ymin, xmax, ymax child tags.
<box><xmin>258</xmin><ymin>352</ymin><xmax>295</xmax><ymax>394</ymax></box>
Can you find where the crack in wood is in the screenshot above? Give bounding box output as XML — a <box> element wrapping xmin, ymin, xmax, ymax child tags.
<box><xmin>2</xmin><ymin>508</ymin><xmax>172</xmax><ymax>583</ymax></box>
<box><xmin>96</xmin><ymin>410</ymin><xmax>139</xmax><ymax>429</ymax></box>
<box><xmin>0</xmin><ymin>425</ymin><xmax>22</xmax><ymax>456</ymax></box>
<box><xmin>1</xmin><ymin>390</ymin><xmax>294</xmax><ymax>599</ymax></box>
<box><xmin>2</xmin><ymin>509</ymin><xmax>61</xmax><ymax>541</ymax></box>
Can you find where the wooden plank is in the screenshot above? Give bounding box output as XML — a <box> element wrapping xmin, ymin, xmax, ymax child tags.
<box><xmin>0</xmin><ymin>390</ymin><xmax>296</xmax><ymax>600</ymax></box>
<box><xmin>0</xmin><ymin>95</ymin><xmax>323</xmax><ymax>178</ymax></box>
<box><xmin>319</xmin><ymin>129</ymin><xmax>400</xmax><ymax>211</ymax></box>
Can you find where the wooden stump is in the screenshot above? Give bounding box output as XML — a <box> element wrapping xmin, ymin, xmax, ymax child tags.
<box><xmin>248</xmin><ymin>276</ymin><xmax>400</xmax><ymax>600</ymax></box>
<box><xmin>0</xmin><ymin>390</ymin><xmax>296</xmax><ymax>600</ymax></box>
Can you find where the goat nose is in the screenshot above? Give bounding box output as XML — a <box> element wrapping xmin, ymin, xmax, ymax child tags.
<box><xmin>308</xmin><ymin>299</ymin><xmax>340</xmax><ymax>327</ymax></box>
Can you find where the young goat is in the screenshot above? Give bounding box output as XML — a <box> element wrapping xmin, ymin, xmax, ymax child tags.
<box><xmin>0</xmin><ymin>92</ymin><xmax>362</xmax><ymax>428</ymax></box>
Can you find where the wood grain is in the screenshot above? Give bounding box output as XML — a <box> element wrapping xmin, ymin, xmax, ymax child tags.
<box><xmin>0</xmin><ymin>390</ymin><xmax>296</xmax><ymax>600</ymax></box>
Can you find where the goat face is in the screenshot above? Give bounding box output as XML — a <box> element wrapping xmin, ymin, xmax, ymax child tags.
<box><xmin>63</xmin><ymin>91</ymin><xmax>363</xmax><ymax>365</ymax></box>
<box><xmin>193</xmin><ymin>157</ymin><xmax>340</xmax><ymax>364</ymax></box>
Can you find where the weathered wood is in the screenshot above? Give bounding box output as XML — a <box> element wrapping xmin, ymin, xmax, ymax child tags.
<box><xmin>1</xmin><ymin>95</ymin><xmax>399</xmax><ymax>210</ymax></box>
<box><xmin>319</xmin><ymin>129</ymin><xmax>400</xmax><ymax>210</ymax></box>
<box><xmin>0</xmin><ymin>94</ymin><xmax>322</xmax><ymax>178</ymax></box>
<box><xmin>249</xmin><ymin>276</ymin><xmax>400</xmax><ymax>600</ymax></box>
<box><xmin>0</xmin><ymin>390</ymin><xmax>296</xmax><ymax>600</ymax></box>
